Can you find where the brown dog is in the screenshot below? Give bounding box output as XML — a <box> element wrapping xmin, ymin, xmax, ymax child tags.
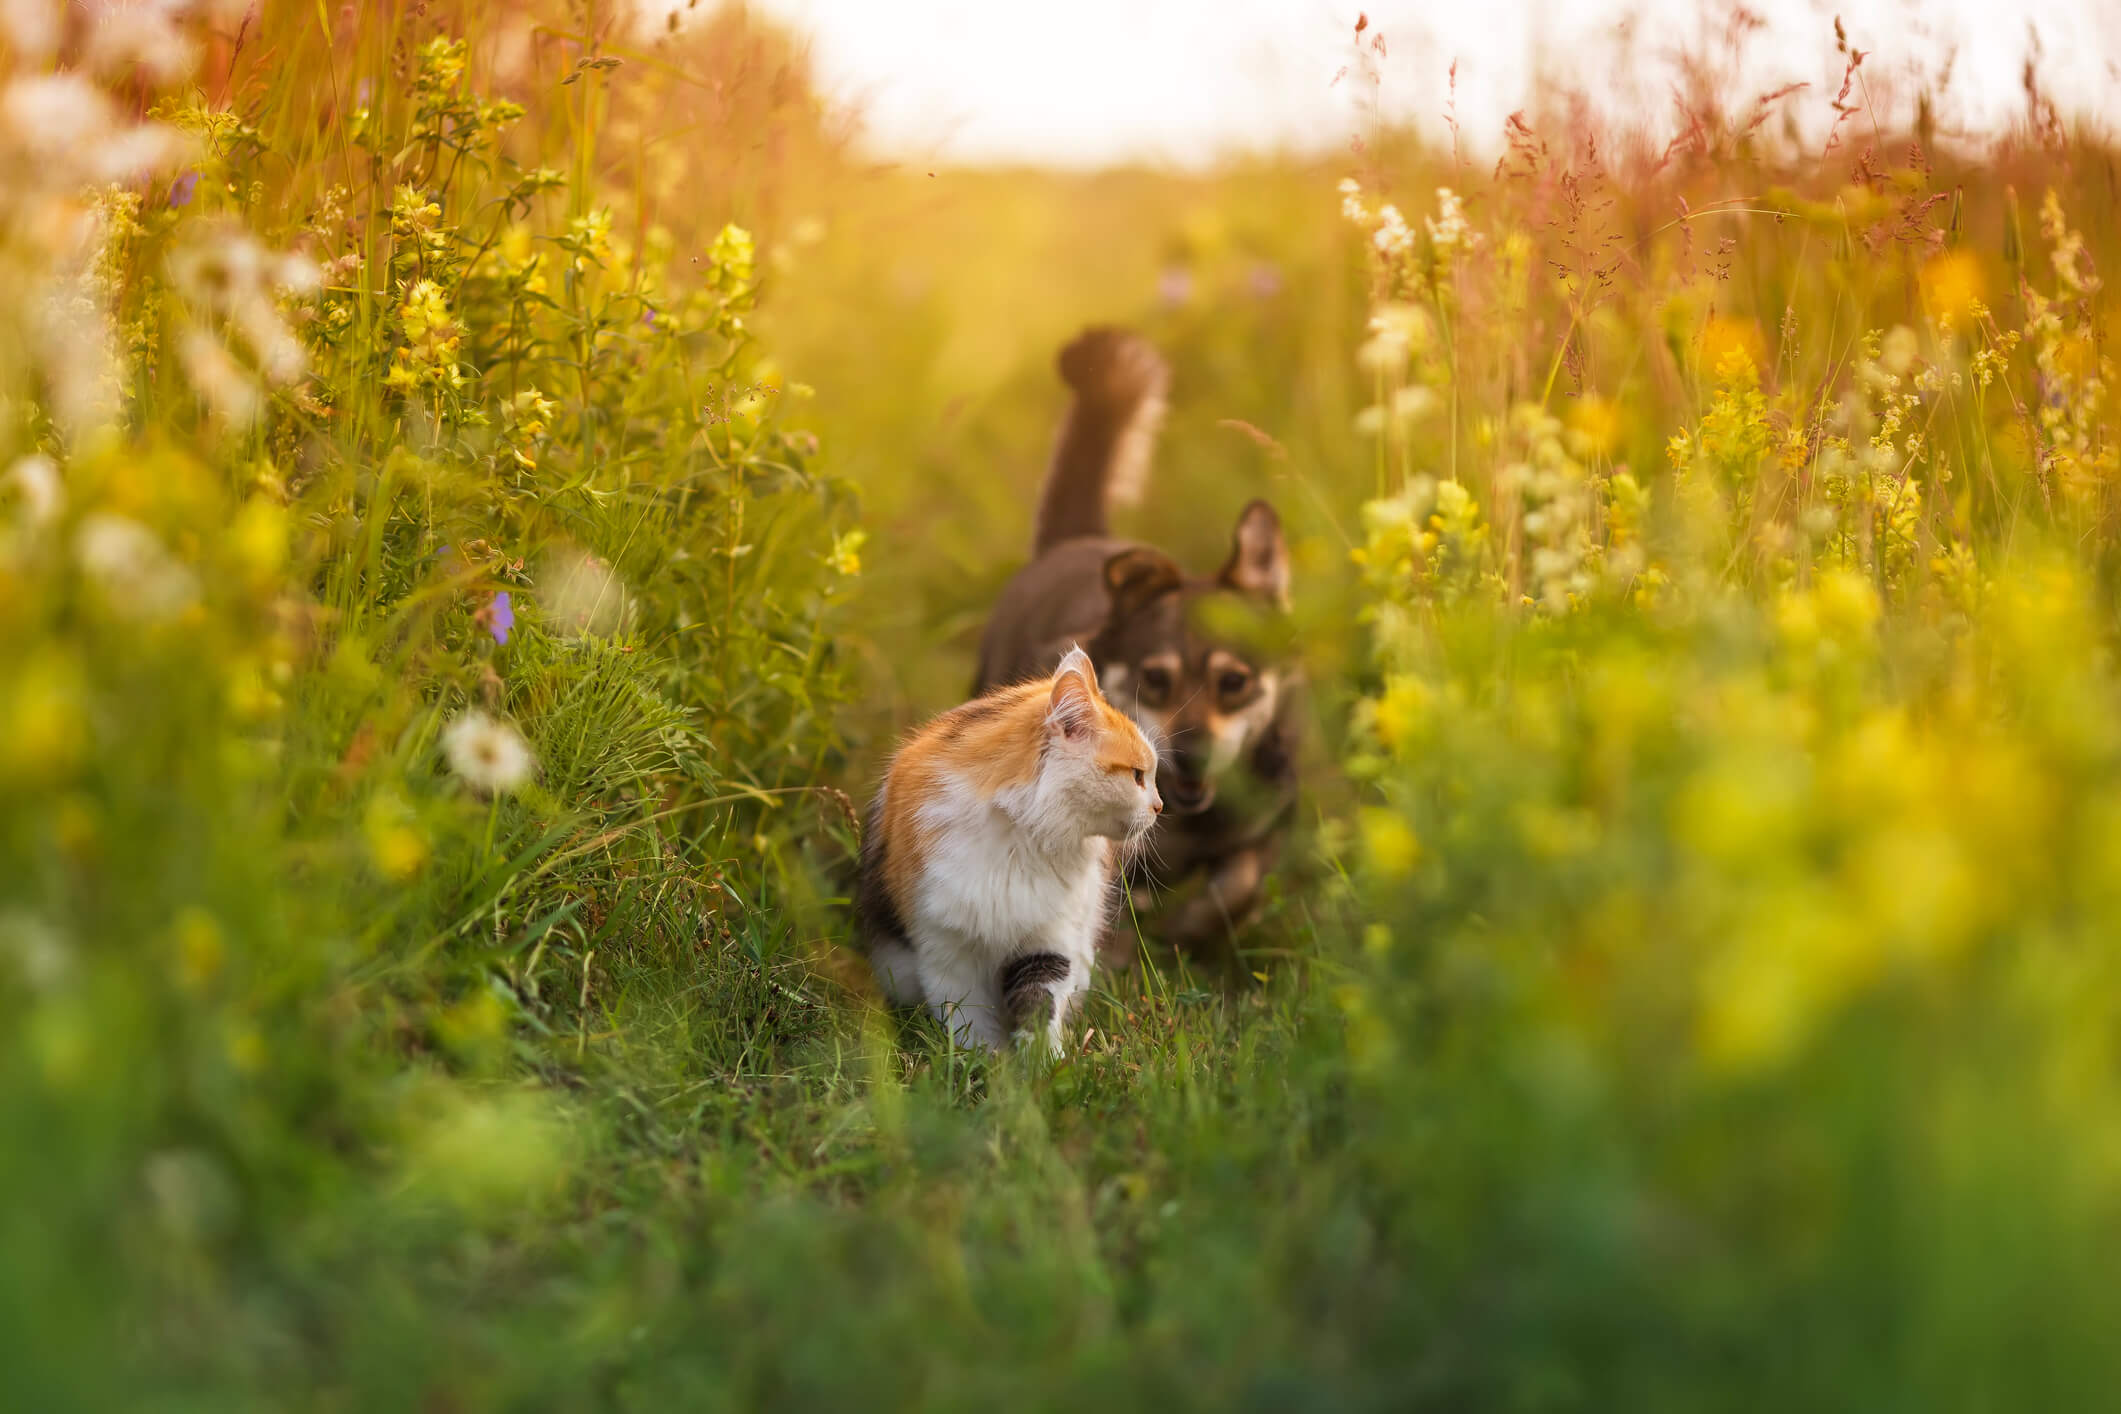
<box><xmin>975</xmin><ymin>328</ymin><xmax>1299</xmax><ymax>956</ymax></box>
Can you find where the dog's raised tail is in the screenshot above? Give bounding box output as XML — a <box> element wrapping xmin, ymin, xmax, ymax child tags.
<box><xmin>1032</xmin><ymin>327</ymin><xmax>1170</xmax><ymax>555</ymax></box>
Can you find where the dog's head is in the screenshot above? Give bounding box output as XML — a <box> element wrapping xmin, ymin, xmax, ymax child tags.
<box><xmin>1089</xmin><ymin>500</ymin><xmax>1293</xmax><ymax>815</ymax></box>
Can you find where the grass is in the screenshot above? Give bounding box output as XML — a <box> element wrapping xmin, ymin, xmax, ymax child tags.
<box><xmin>6</xmin><ymin>1</ymin><xmax>2121</xmax><ymax>1408</ymax></box>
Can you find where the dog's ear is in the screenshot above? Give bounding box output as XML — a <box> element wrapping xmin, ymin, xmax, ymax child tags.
<box><xmin>1102</xmin><ymin>547</ymin><xmax>1184</xmax><ymax>621</ymax></box>
<box><xmin>1219</xmin><ymin>500</ymin><xmax>1290</xmax><ymax>608</ymax></box>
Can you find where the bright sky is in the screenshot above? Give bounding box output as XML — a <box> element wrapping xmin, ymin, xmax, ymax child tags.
<box><xmin>743</xmin><ymin>0</ymin><xmax>2121</xmax><ymax>167</ymax></box>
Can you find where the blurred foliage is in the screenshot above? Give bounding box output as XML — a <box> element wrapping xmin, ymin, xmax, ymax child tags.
<box><xmin>5</xmin><ymin>0</ymin><xmax>2121</xmax><ymax>1409</ymax></box>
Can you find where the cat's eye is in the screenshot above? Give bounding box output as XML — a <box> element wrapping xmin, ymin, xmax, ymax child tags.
<box><xmin>1217</xmin><ymin>668</ymin><xmax>1251</xmax><ymax>698</ymax></box>
<box><xmin>1133</xmin><ymin>768</ymin><xmax>1145</xmax><ymax>787</ymax></box>
<box><xmin>1138</xmin><ymin>666</ymin><xmax>1171</xmax><ymax>703</ymax></box>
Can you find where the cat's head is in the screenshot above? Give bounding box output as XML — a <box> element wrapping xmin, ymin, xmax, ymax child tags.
<box><xmin>1040</xmin><ymin>645</ymin><xmax>1162</xmax><ymax>843</ymax></box>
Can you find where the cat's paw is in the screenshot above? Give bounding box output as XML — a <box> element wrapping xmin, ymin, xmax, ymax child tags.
<box><xmin>1010</xmin><ymin>1027</ymin><xmax>1066</xmax><ymax>1062</ymax></box>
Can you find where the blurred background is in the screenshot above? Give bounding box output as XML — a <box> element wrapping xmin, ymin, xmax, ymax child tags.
<box><xmin>6</xmin><ymin>0</ymin><xmax>2121</xmax><ymax>1407</ymax></box>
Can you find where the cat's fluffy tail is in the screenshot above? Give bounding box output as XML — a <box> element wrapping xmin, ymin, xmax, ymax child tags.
<box><xmin>1031</xmin><ymin>327</ymin><xmax>1169</xmax><ymax>555</ymax></box>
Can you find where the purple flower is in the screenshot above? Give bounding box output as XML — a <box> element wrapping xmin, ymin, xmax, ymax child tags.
<box><xmin>485</xmin><ymin>590</ymin><xmax>514</xmax><ymax>645</ymax></box>
<box><xmin>169</xmin><ymin>170</ymin><xmax>199</xmax><ymax>207</ymax></box>
<box><xmin>1157</xmin><ymin>266</ymin><xmax>1194</xmax><ymax>308</ymax></box>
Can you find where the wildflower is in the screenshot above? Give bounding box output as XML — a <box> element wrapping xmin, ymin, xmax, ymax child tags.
<box><xmin>480</xmin><ymin>589</ymin><xmax>516</xmax><ymax>645</ymax></box>
<box><xmin>178</xmin><ymin>325</ymin><xmax>262</xmax><ymax>426</ymax></box>
<box><xmin>540</xmin><ymin>549</ymin><xmax>631</xmax><ymax>637</ymax></box>
<box><xmin>4</xmin><ymin>454</ymin><xmax>62</xmax><ymax>528</ymax></box>
<box><xmin>386</xmin><ymin>279</ymin><xmax>466</xmax><ymax>395</ymax></box>
<box><xmin>0</xmin><ymin>910</ymin><xmax>72</xmax><ymax>992</ymax></box>
<box><xmin>1367</xmin><ymin>675</ymin><xmax>1432</xmax><ymax>755</ymax></box>
<box><xmin>441</xmin><ymin>710</ymin><xmax>535</xmax><ymax>796</ymax></box>
<box><xmin>1918</xmin><ymin>249</ymin><xmax>1984</xmax><ymax>328</ymax></box>
<box><xmin>1697</xmin><ymin>317</ymin><xmax>1763</xmax><ymax>378</ymax></box>
<box><xmin>1157</xmin><ymin>265</ymin><xmax>1194</xmax><ymax>307</ymax></box>
<box><xmin>1359</xmin><ymin>806</ymin><xmax>1420</xmax><ymax>878</ymax></box>
<box><xmin>1879</xmin><ymin>324</ymin><xmax>1920</xmax><ymax>377</ymax></box>
<box><xmin>389</xmin><ymin>185</ymin><xmax>450</xmax><ymax>263</ymax></box>
<box><xmin>417</xmin><ymin>36</ymin><xmax>469</xmax><ymax>92</ymax></box>
<box><xmin>75</xmin><ymin>513</ymin><xmax>200</xmax><ymax>620</ymax></box>
<box><xmin>1338</xmin><ymin>176</ymin><xmax>1368</xmax><ymax>225</ymax></box>
<box><xmin>171</xmin><ymin>907</ymin><xmax>225</xmax><ymax>991</ymax></box>
<box><xmin>169</xmin><ymin>169</ymin><xmax>199</xmax><ymax>206</ymax></box>
<box><xmin>1</xmin><ymin>0</ymin><xmax>59</xmax><ymax>62</ymax></box>
<box><xmin>0</xmin><ymin>75</ymin><xmax>189</xmax><ymax>185</ymax></box>
<box><xmin>1425</xmin><ymin>187</ymin><xmax>1479</xmax><ymax>254</ymax></box>
<box><xmin>826</xmin><ymin>528</ymin><xmax>867</xmax><ymax>577</ymax></box>
<box><xmin>707</xmin><ymin>221</ymin><xmax>755</xmax><ymax>295</ymax></box>
<box><xmin>364</xmin><ymin>791</ymin><xmax>429</xmax><ymax>881</ymax></box>
<box><xmin>1567</xmin><ymin>396</ymin><xmax>1623</xmax><ymax>460</ymax></box>
<box><xmin>1371</xmin><ymin>203</ymin><xmax>1414</xmax><ymax>258</ymax></box>
<box><xmin>84</xmin><ymin>2</ymin><xmax>199</xmax><ymax>86</ymax></box>
<box><xmin>568</xmin><ymin>207</ymin><xmax>616</xmax><ymax>272</ymax></box>
<box><xmin>0</xmin><ymin>651</ymin><xmax>87</xmax><ymax>783</ymax></box>
<box><xmin>1389</xmin><ymin>385</ymin><xmax>1440</xmax><ymax>425</ymax></box>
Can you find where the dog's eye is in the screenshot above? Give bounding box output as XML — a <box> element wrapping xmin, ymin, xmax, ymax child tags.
<box><xmin>1133</xmin><ymin>768</ymin><xmax>1145</xmax><ymax>787</ymax></box>
<box><xmin>1217</xmin><ymin>669</ymin><xmax>1252</xmax><ymax>698</ymax></box>
<box><xmin>1138</xmin><ymin>666</ymin><xmax>1171</xmax><ymax>702</ymax></box>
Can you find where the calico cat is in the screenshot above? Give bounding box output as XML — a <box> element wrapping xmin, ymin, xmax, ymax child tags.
<box><xmin>855</xmin><ymin>647</ymin><xmax>1162</xmax><ymax>1054</ymax></box>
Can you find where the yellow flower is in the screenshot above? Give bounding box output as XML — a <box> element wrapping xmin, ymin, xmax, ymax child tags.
<box><xmin>825</xmin><ymin>529</ymin><xmax>867</xmax><ymax>577</ymax></box>
<box><xmin>1368</xmin><ymin>674</ymin><xmax>1431</xmax><ymax>755</ymax></box>
<box><xmin>568</xmin><ymin>208</ymin><xmax>615</xmax><ymax>271</ymax></box>
<box><xmin>1697</xmin><ymin>316</ymin><xmax>1763</xmax><ymax>380</ymax></box>
<box><xmin>229</xmin><ymin>497</ymin><xmax>287</xmax><ymax>586</ymax></box>
<box><xmin>1566</xmin><ymin>395</ymin><xmax>1623</xmax><ymax>460</ymax></box>
<box><xmin>1359</xmin><ymin>807</ymin><xmax>1420</xmax><ymax>878</ymax></box>
<box><xmin>173</xmin><ymin>907</ymin><xmax>225</xmax><ymax>992</ymax></box>
<box><xmin>364</xmin><ymin>792</ymin><xmax>428</xmax><ymax>881</ymax></box>
<box><xmin>0</xmin><ymin>651</ymin><xmax>88</xmax><ymax>784</ymax></box>
<box><xmin>1918</xmin><ymin>249</ymin><xmax>1985</xmax><ymax>329</ymax></box>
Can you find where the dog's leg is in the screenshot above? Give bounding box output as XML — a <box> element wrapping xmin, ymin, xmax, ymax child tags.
<box><xmin>1165</xmin><ymin>843</ymin><xmax>1274</xmax><ymax>953</ymax></box>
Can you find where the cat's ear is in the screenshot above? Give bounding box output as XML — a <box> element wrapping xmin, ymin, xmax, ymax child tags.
<box><xmin>1048</xmin><ymin>646</ymin><xmax>1099</xmax><ymax>742</ymax></box>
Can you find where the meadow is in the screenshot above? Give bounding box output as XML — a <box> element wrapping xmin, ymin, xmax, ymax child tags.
<box><xmin>5</xmin><ymin>2</ymin><xmax>2121</xmax><ymax>1408</ymax></box>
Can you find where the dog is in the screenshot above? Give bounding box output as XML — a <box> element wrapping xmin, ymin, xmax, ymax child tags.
<box><xmin>974</xmin><ymin>327</ymin><xmax>1299</xmax><ymax>957</ymax></box>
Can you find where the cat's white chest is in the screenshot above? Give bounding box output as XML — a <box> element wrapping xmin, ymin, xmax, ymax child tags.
<box><xmin>911</xmin><ymin>787</ymin><xmax>1108</xmax><ymax>958</ymax></box>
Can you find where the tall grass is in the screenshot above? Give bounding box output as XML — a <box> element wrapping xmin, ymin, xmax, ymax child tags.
<box><xmin>5</xmin><ymin>1</ymin><xmax>2121</xmax><ymax>1407</ymax></box>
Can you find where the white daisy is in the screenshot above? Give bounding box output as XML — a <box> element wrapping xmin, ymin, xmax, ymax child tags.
<box><xmin>442</xmin><ymin>710</ymin><xmax>536</xmax><ymax>796</ymax></box>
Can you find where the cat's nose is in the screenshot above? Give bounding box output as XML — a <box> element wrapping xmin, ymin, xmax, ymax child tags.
<box><xmin>1150</xmin><ymin>790</ymin><xmax>1163</xmax><ymax>814</ymax></box>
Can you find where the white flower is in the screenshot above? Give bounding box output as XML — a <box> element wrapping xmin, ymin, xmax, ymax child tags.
<box><xmin>0</xmin><ymin>909</ymin><xmax>72</xmax><ymax>991</ymax></box>
<box><xmin>1372</xmin><ymin>203</ymin><xmax>1413</xmax><ymax>257</ymax></box>
<box><xmin>170</xmin><ymin>229</ymin><xmax>315</xmax><ymax>390</ymax></box>
<box><xmin>4</xmin><ymin>454</ymin><xmax>63</xmax><ymax>528</ymax></box>
<box><xmin>84</xmin><ymin>2</ymin><xmax>200</xmax><ymax>87</ymax></box>
<box><xmin>1338</xmin><ymin>176</ymin><xmax>1367</xmax><ymax>225</ymax></box>
<box><xmin>540</xmin><ymin>548</ymin><xmax>632</xmax><ymax>638</ymax></box>
<box><xmin>1</xmin><ymin>0</ymin><xmax>61</xmax><ymax>63</ymax></box>
<box><xmin>0</xmin><ymin>75</ymin><xmax>191</xmax><ymax>186</ymax></box>
<box><xmin>74</xmin><ymin>513</ymin><xmax>200</xmax><ymax>620</ymax></box>
<box><xmin>1880</xmin><ymin>324</ymin><xmax>1920</xmax><ymax>378</ymax></box>
<box><xmin>179</xmin><ymin>326</ymin><xmax>263</xmax><ymax>426</ymax></box>
<box><xmin>1390</xmin><ymin>385</ymin><xmax>1441</xmax><ymax>424</ymax></box>
<box><xmin>1426</xmin><ymin>187</ymin><xmax>1481</xmax><ymax>254</ymax></box>
<box><xmin>442</xmin><ymin>710</ymin><xmax>536</xmax><ymax>795</ymax></box>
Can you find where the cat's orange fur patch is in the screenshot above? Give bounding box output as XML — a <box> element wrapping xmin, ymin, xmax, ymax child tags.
<box><xmin>876</xmin><ymin>672</ymin><xmax>1153</xmax><ymax>923</ymax></box>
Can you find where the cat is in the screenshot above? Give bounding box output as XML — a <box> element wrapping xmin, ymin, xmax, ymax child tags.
<box><xmin>855</xmin><ymin>646</ymin><xmax>1163</xmax><ymax>1054</ymax></box>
